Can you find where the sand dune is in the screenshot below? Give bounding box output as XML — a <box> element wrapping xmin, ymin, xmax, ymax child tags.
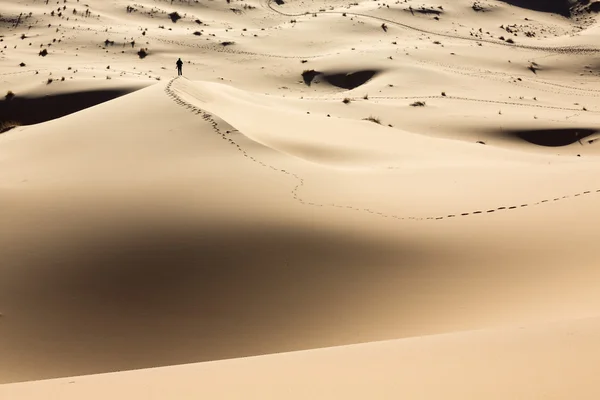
<box><xmin>1</xmin><ymin>0</ymin><xmax>600</xmax><ymax>396</ymax></box>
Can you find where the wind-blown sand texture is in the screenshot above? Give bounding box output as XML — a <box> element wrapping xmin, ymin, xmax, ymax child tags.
<box><xmin>1</xmin><ymin>0</ymin><xmax>600</xmax><ymax>397</ymax></box>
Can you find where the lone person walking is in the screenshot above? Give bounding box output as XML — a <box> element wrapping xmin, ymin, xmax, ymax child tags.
<box><xmin>176</xmin><ymin>58</ymin><xmax>183</xmax><ymax>76</ymax></box>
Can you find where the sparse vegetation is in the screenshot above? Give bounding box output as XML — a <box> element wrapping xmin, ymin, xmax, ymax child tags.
<box><xmin>137</xmin><ymin>48</ymin><xmax>148</xmax><ymax>58</ymax></box>
<box><xmin>39</xmin><ymin>48</ymin><xmax>48</xmax><ymax>57</ymax></box>
<box><xmin>472</xmin><ymin>2</ymin><xmax>486</xmax><ymax>12</ymax></box>
<box><xmin>363</xmin><ymin>116</ymin><xmax>381</xmax><ymax>124</ymax></box>
<box><xmin>381</xmin><ymin>23</ymin><xmax>388</xmax><ymax>32</ymax></box>
<box><xmin>193</xmin><ymin>31</ymin><xmax>202</xmax><ymax>36</ymax></box>
<box><xmin>301</xmin><ymin>69</ymin><xmax>319</xmax><ymax>85</ymax></box>
<box><xmin>363</xmin><ymin>94</ymin><xmax>369</xmax><ymax>100</ymax></box>
<box><xmin>410</xmin><ymin>101</ymin><xmax>426</xmax><ymax>107</ymax></box>
<box><xmin>441</xmin><ymin>91</ymin><xmax>446</xmax><ymax>96</ymax></box>
<box><xmin>169</xmin><ymin>12</ymin><xmax>181</xmax><ymax>23</ymax></box>
<box><xmin>19</xmin><ymin>62</ymin><xmax>25</xmax><ymax>67</ymax></box>
<box><xmin>221</xmin><ymin>41</ymin><xmax>235</xmax><ymax>46</ymax></box>
<box><xmin>47</xmin><ymin>78</ymin><xmax>53</xmax><ymax>84</ymax></box>
<box><xmin>528</xmin><ymin>63</ymin><xmax>538</xmax><ymax>74</ymax></box>
<box><xmin>342</xmin><ymin>98</ymin><xmax>352</xmax><ymax>104</ymax></box>
<box><xmin>5</xmin><ymin>91</ymin><xmax>15</xmax><ymax>101</ymax></box>
<box><xmin>0</xmin><ymin>121</ymin><xmax>21</xmax><ymax>134</ymax></box>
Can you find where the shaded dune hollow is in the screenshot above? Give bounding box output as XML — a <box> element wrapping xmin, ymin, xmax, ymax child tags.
<box><xmin>301</xmin><ymin>69</ymin><xmax>381</xmax><ymax>89</ymax></box>
<box><xmin>497</xmin><ymin>0</ymin><xmax>575</xmax><ymax>16</ymax></box>
<box><xmin>0</xmin><ymin>220</ymin><xmax>439</xmax><ymax>383</ymax></box>
<box><xmin>0</xmin><ymin>88</ymin><xmax>143</xmax><ymax>128</ymax></box>
<box><xmin>500</xmin><ymin>128</ymin><xmax>599</xmax><ymax>147</ymax></box>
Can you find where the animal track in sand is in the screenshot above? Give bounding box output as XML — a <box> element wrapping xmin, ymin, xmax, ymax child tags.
<box><xmin>165</xmin><ymin>77</ymin><xmax>600</xmax><ymax>222</ymax></box>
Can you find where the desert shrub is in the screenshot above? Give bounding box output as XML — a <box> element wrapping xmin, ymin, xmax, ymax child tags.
<box><xmin>138</xmin><ymin>48</ymin><xmax>148</xmax><ymax>58</ymax></box>
<box><xmin>342</xmin><ymin>98</ymin><xmax>352</xmax><ymax>104</ymax></box>
<box><xmin>410</xmin><ymin>101</ymin><xmax>426</xmax><ymax>107</ymax></box>
<box><xmin>5</xmin><ymin>91</ymin><xmax>15</xmax><ymax>101</ymax></box>
<box><xmin>19</xmin><ymin>62</ymin><xmax>26</xmax><ymax>67</ymax></box>
<box><xmin>169</xmin><ymin>12</ymin><xmax>181</xmax><ymax>22</ymax></box>
<box><xmin>221</xmin><ymin>41</ymin><xmax>235</xmax><ymax>46</ymax></box>
<box><xmin>39</xmin><ymin>48</ymin><xmax>48</xmax><ymax>56</ymax></box>
<box><xmin>506</xmin><ymin>38</ymin><xmax>514</xmax><ymax>44</ymax></box>
<box><xmin>301</xmin><ymin>69</ymin><xmax>319</xmax><ymax>85</ymax></box>
<box><xmin>193</xmin><ymin>31</ymin><xmax>202</xmax><ymax>36</ymax></box>
<box><xmin>363</xmin><ymin>116</ymin><xmax>381</xmax><ymax>124</ymax></box>
<box><xmin>0</xmin><ymin>121</ymin><xmax>21</xmax><ymax>133</ymax></box>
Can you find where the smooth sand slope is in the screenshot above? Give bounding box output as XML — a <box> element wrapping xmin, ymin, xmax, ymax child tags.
<box><xmin>3</xmin><ymin>315</ymin><xmax>600</xmax><ymax>400</ymax></box>
<box><xmin>1</xmin><ymin>0</ymin><xmax>600</xmax><ymax>397</ymax></box>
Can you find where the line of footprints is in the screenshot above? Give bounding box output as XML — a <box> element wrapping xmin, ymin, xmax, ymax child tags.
<box><xmin>165</xmin><ymin>78</ymin><xmax>599</xmax><ymax>221</ymax></box>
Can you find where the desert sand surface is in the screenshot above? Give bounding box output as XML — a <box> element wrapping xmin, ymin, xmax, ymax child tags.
<box><xmin>1</xmin><ymin>0</ymin><xmax>600</xmax><ymax>397</ymax></box>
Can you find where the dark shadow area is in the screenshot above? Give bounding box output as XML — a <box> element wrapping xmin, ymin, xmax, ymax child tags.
<box><xmin>496</xmin><ymin>0</ymin><xmax>573</xmax><ymax>16</ymax></box>
<box><xmin>589</xmin><ymin>2</ymin><xmax>600</xmax><ymax>12</ymax></box>
<box><xmin>0</xmin><ymin>219</ymin><xmax>443</xmax><ymax>383</ymax></box>
<box><xmin>501</xmin><ymin>128</ymin><xmax>598</xmax><ymax>146</ymax></box>
<box><xmin>323</xmin><ymin>70</ymin><xmax>380</xmax><ymax>90</ymax></box>
<box><xmin>301</xmin><ymin>69</ymin><xmax>380</xmax><ymax>89</ymax></box>
<box><xmin>0</xmin><ymin>89</ymin><xmax>142</xmax><ymax>126</ymax></box>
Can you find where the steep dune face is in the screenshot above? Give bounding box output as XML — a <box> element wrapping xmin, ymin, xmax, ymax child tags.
<box><xmin>0</xmin><ymin>87</ymin><xmax>144</xmax><ymax>126</ymax></box>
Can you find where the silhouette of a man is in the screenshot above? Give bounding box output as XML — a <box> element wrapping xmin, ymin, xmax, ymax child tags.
<box><xmin>176</xmin><ymin>58</ymin><xmax>183</xmax><ymax>76</ymax></box>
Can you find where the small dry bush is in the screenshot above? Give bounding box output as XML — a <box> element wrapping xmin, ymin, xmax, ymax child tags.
<box><xmin>0</xmin><ymin>120</ymin><xmax>21</xmax><ymax>133</ymax></box>
<box><xmin>363</xmin><ymin>116</ymin><xmax>381</xmax><ymax>124</ymax></box>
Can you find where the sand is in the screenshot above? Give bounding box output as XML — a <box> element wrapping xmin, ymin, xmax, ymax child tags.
<box><xmin>1</xmin><ymin>0</ymin><xmax>600</xmax><ymax>397</ymax></box>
